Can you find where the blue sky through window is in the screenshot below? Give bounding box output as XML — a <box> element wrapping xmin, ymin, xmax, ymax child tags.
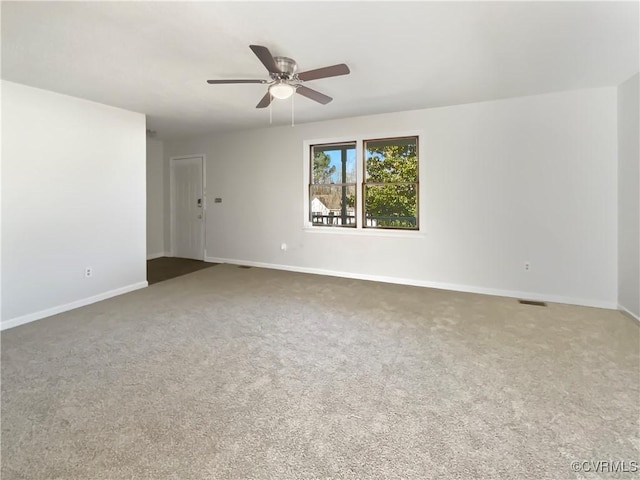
<box><xmin>325</xmin><ymin>148</ymin><xmax>356</xmax><ymax>183</ymax></box>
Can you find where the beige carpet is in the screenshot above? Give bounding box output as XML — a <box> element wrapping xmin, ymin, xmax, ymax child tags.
<box><xmin>2</xmin><ymin>265</ymin><xmax>638</xmax><ymax>479</ymax></box>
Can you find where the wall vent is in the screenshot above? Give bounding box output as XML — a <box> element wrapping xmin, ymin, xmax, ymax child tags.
<box><xmin>518</xmin><ymin>299</ymin><xmax>547</xmax><ymax>307</ymax></box>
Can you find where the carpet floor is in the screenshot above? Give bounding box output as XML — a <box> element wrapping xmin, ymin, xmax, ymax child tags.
<box><xmin>1</xmin><ymin>265</ymin><xmax>638</xmax><ymax>479</ymax></box>
<box><xmin>147</xmin><ymin>256</ymin><xmax>218</xmax><ymax>285</ymax></box>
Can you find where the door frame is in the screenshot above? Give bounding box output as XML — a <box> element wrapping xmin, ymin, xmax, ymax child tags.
<box><xmin>169</xmin><ymin>154</ymin><xmax>206</xmax><ymax>260</ymax></box>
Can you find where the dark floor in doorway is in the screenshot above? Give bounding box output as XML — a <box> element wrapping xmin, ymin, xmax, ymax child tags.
<box><xmin>147</xmin><ymin>257</ymin><xmax>218</xmax><ymax>285</ymax></box>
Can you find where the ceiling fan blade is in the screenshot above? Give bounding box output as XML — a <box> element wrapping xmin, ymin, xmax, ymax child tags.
<box><xmin>297</xmin><ymin>64</ymin><xmax>350</xmax><ymax>82</ymax></box>
<box><xmin>296</xmin><ymin>86</ymin><xmax>332</xmax><ymax>105</ymax></box>
<box><xmin>249</xmin><ymin>45</ymin><xmax>281</xmax><ymax>74</ymax></box>
<box><xmin>207</xmin><ymin>79</ymin><xmax>267</xmax><ymax>84</ymax></box>
<box><xmin>256</xmin><ymin>92</ymin><xmax>273</xmax><ymax>109</ymax></box>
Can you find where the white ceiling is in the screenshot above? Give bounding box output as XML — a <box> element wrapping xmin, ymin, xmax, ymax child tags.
<box><xmin>2</xmin><ymin>1</ymin><xmax>638</xmax><ymax>140</ymax></box>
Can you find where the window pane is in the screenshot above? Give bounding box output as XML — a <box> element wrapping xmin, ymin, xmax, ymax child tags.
<box><xmin>312</xmin><ymin>143</ymin><xmax>356</xmax><ymax>184</ymax></box>
<box><xmin>365</xmin><ymin>137</ymin><xmax>417</xmax><ymax>182</ymax></box>
<box><xmin>364</xmin><ymin>184</ymin><xmax>418</xmax><ymax>229</ymax></box>
<box><xmin>310</xmin><ymin>184</ymin><xmax>356</xmax><ymax>227</ymax></box>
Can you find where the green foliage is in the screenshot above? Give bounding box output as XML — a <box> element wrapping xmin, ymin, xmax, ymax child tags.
<box><xmin>365</xmin><ymin>142</ymin><xmax>417</xmax><ymax>228</ymax></box>
<box><xmin>346</xmin><ymin>192</ymin><xmax>355</xmax><ymax>208</ymax></box>
<box><xmin>312</xmin><ymin>151</ymin><xmax>336</xmax><ymax>184</ymax></box>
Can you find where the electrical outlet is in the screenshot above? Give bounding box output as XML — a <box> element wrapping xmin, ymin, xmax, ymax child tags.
<box><xmin>85</xmin><ymin>267</ymin><xmax>93</xmax><ymax>278</ymax></box>
<box><xmin>524</xmin><ymin>261</ymin><xmax>531</xmax><ymax>272</ymax></box>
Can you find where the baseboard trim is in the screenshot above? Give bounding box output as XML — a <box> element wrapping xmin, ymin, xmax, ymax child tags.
<box><xmin>147</xmin><ymin>252</ymin><xmax>169</xmax><ymax>260</ymax></box>
<box><xmin>1</xmin><ymin>281</ymin><xmax>148</xmax><ymax>331</ymax></box>
<box><xmin>205</xmin><ymin>256</ymin><xmax>616</xmax><ymax>310</ymax></box>
<box><xmin>618</xmin><ymin>304</ymin><xmax>640</xmax><ymax>323</ymax></box>
<box><xmin>205</xmin><ymin>257</ymin><xmax>229</xmax><ymax>264</ymax></box>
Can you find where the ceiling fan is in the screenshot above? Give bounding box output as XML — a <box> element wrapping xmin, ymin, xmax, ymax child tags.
<box><xmin>207</xmin><ymin>45</ymin><xmax>350</xmax><ymax>108</ymax></box>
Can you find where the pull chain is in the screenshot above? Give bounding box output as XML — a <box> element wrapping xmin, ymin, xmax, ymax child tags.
<box><xmin>269</xmin><ymin>96</ymin><xmax>272</xmax><ymax>125</ymax></box>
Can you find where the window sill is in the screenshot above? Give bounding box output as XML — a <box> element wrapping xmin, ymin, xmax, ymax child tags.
<box><xmin>303</xmin><ymin>226</ymin><xmax>425</xmax><ymax>239</ymax></box>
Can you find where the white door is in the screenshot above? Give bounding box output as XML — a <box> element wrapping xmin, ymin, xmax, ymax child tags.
<box><xmin>171</xmin><ymin>156</ymin><xmax>205</xmax><ymax>260</ymax></box>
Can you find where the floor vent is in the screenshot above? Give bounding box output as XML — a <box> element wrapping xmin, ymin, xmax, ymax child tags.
<box><xmin>238</xmin><ymin>265</ymin><xmax>252</xmax><ymax>269</ymax></box>
<box><xmin>518</xmin><ymin>299</ymin><xmax>547</xmax><ymax>307</ymax></box>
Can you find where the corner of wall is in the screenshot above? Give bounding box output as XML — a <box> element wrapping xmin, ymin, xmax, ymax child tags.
<box><xmin>616</xmin><ymin>72</ymin><xmax>640</xmax><ymax>319</ymax></box>
<box><xmin>146</xmin><ymin>138</ymin><xmax>166</xmax><ymax>257</ymax></box>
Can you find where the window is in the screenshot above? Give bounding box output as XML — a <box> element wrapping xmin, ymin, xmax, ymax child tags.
<box><xmin>364</xmin><ymin>136</ymin><xmax>418</xmax><ymax>230</ymax></box>
<box><xmin>309</xmin><ymin>142</ymin><xmax>356</xmax><ymax>227</ymax></box>
<box><xmin>307</xmin><ymin>135</ymin><xmax>420</xmax><ymax>231</ymax></box>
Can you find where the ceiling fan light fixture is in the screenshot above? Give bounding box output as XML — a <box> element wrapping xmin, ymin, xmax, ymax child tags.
<box><xmin>269</xmin><ymin>82</ymin><xmax>294</xmax><ymax>100</ymax></box>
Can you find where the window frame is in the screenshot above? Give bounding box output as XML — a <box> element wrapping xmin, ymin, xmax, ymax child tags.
<box><xmin>362</xmin><ymin>135</ymin><xmax>419</xmax><ymax>231</ymax></box>
<box><xmin>309</xmin><ymin>141</ymin><xmax>358</xmax><ymax>228</ymax></box>
<box><xmin>303</xmin><ymin>131</ymin><xmax>424</xmax><ymax>237</ymax></box>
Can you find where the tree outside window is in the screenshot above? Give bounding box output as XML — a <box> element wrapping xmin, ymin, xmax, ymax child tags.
<box><xmin>364</xmin><ymin>137</ymin><xmax>418</xmax><ymax>229</ymax></box>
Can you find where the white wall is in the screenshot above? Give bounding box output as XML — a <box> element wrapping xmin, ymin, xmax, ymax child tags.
<box><xmin>1</xmin><ymin>81</ymin><xmax>147</xmax><ymax>328</ymax></box>
<box><xmin>164</xmin><ymin>87</ymin><xmax>619</xmax><ymax>308</ymax></box>
<box><xmin>617</xmin><ymin>74</ymin><xmax>640</xmax><ymax>319</ymax></box>
<box><xmin>146</xmin><ymin>138</ymin><xmax>165</xmax><ymax>258</ymax></box>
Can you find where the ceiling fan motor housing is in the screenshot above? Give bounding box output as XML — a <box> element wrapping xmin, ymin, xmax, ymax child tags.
<box><xmin>273</xmin><ymin>56</ymin><xmax>298</xmax><ymax>79</ymax></box>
